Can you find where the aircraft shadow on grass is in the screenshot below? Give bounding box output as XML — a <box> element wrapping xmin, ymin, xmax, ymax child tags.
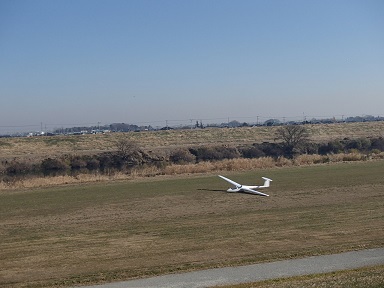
<box><xmin>197</xmin><ymin>188</ymin><xmax>226</xmax><ymax>193</ymax></box>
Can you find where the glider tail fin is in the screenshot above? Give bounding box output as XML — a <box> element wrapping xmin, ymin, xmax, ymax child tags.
<box><xmin>262</xmin><ymin>177</ymin><xmax>273</xmax><ymax>187</ymax></box>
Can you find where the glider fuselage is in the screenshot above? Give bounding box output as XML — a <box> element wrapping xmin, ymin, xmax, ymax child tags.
<box><xmin>218</xmin><ymin>175</ymin><xmax>272</xmax><ymax>197</ymax></box>
<box><xmin>227</xmin><ymin>185</ymin><xmax>262</xmax><ymax>193</ymax></box>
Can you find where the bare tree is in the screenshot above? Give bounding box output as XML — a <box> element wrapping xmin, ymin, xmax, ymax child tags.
<box><xmin>276</xmin><ymin>125</ymin><xmax>309</xmax><ymax>156</ymax></box>
<box><xmin>115</xmin><ymin>138</ymin><xmax>139</xmax><ymax>161</ymax></box>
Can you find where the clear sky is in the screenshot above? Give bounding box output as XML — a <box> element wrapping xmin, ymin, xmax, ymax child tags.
<box><xmin>1</xmin><ymin>0</ymin><xmax>384</xmax><ymax>132</ymax></box>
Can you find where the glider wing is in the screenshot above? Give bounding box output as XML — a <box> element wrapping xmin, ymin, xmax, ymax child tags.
<box><xmin>218</xmin><ymin>175</ymin><xmax>241</xmax><ymax>188</ymax></box>
<box><xmin>241</xmin><ymin>187</ymin><xmax>269</xmax><ymax>197</ymax></box>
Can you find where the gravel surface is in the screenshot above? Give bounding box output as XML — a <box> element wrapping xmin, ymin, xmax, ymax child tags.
<box><xmin>81</xmin><ymin>248</ymin><xmax>384</xmax><ymax>288</ymax></box>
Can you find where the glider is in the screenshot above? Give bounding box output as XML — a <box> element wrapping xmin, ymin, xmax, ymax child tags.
<box><xmin>218</xmin><ymin>175</ymin><xmax>272</xmax><ymax>196</ymax></box>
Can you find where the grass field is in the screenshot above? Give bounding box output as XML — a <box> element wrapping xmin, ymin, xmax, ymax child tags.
<box><xmin>1</xmin><ymin>161</ymin><xmax>384</xmax><ymax>287</ymax></box>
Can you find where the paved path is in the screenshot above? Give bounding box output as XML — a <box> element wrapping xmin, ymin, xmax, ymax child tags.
<box><xmin>82</xmin><ymin>248</ymin><xmax>384</xmax><ymax>288</ymax></box>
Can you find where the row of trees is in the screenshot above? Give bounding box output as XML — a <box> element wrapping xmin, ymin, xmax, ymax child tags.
<box><xmin>2</xmin><ymin>126</ymin><xmax>384</xmax><ymax>179</ymax></box>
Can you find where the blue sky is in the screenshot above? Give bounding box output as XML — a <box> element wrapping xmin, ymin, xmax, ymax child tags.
<box><xmin>1</xmin><ymin>0</ymin><xmax>383</xmax><ymax>132</ymax></box>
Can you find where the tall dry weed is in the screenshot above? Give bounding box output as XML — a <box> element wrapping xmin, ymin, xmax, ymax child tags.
<box><xmin>294</xmin><ymin>154</ymin><xmax>326</xmax><ymax>165</ymax></box>
<box><xmin>131</xmin><ymin>166</ymin><xmax>162</xmax><ymax>177</ymax></box>
<box><xmin>0</xmin><ymin>172</ymin><xmax>136</xmax><ymax>190</ymax></box>
<box><xmin>328</xmin><ymin>153</ymin><xmax>366</xmax><ymax>162</ymax></box>
<box><xmin>275</xmin><ymin>157</ymin><xmax>293</xmax><ymax>167</ymax></box>
<box><xmin>163</xmin><ymin>162</ymin><xmax>216</xmax><ymax>175</ymax></box>
<box><xmin>372</xmin><ymin>152</ymin><xmax>384</xmax><ymax>159</ymax></box>
<box><xmin>163</xmin><ymin>157</ymin><xmax>286</xmax><ymax>175</ymax></box>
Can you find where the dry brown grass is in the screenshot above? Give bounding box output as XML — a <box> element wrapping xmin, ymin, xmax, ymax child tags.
<box><xmin>1</xmin><ymin>122</ymin><xmax>383</xmax><ymax>162</ymax></box>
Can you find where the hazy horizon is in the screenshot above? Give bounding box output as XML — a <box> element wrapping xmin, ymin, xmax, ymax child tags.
<box><xmin>1</xmin><ymin>113</ymin><xmax>382</xmax><ymax>135</ymax></box>
<box><xmin>1</xmin><ymin>0</ymin><xmax>383</xmax><ymax>134</ymax></box>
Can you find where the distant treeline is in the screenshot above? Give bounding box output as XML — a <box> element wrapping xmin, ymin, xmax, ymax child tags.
<box><xmin>1</xmin><ymin>137</ymin><xmax>384</xmax><ymax>182</ymax></box>
<box><xmin>2</xmin><ymin>115</ymin><xmax>383</xmax><ymax>138</ymax></box>
<box><xmin>52</xmin><ymin>115</ymin><xmax>384</xmax><ymax>134</ymax></box>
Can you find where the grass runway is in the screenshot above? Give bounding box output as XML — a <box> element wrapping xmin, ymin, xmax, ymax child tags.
<box><xmin>1</xmin><ymin>161</ymin><xmax>384</xmax><ymax>287</ymax></box>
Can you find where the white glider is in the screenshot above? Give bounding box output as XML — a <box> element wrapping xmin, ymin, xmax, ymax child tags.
<box><xmin>218</xmin><ymin>175</ymin><xmax>272</xmax><ymax>196</ymax></box>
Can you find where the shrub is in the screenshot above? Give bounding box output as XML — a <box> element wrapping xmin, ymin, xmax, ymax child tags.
<box><xmin>5</xmin><ymin>161</ymin><xmax>32</xmax><ymax>175</ymax></box>
<box><xmin>371</xmin><ymin>137</ymin><xmax>384</xmax><ymax>151</ymax></box>
<box><xmin>258</xmin><ymin>142</ymin><xmax>284</xmax><ymax>157</ymax></box>
<box><xmin>190</xmin><ymin>146</ymin><xmax>218</xmax><ymax>161</ymax></box>
<box><xmin>371</xmin><ymin>149</ymin><xmax>381</xmax><ymax>155</ymax></box>
<box><xmin>70</xmin><ymin>156</ymin><xmax>87</xmax><ymax>170</ymax></box>
<box><xmin>305</xmin><ymin>143</ymin><xmax>319</xmax><ymax>154</ymax></box>
<box><xmin>98</xmin><ymin>153</ymin><xmax>115</xmax><ymax>170</ymax></box>
<box><xmin>86</xmin><ymin>158</ymin><xmax>100</xmax><ymax>170</ymax></box>
<box><xmin>220</xmin><ymin>146</ymin><xmax>241</xmax><ymax>159</ymax></box>
<box><xmin>170</xmin><ymin>148</ymin><xmax>196</xmax><ymax>164</ymax></box>
<box><xmin>345</xmin><ymin>138</ymin><xmax>371</xmax><ymax>151</ymax></box>
<box><xmin>239</xmin><ymin>145</ymin><xmax>265</xmax><ymax>159</ymax></box>
<box><xmin>41</xmin><ymin>158</ymin><xmax>69</xmax><ymax>173</ymax></box>
<box><xmin>318</xmin><ymin>140</ymin><xmax>344</xmax><ymax>155</ymax></box>
<box><xmin>190</xmin><ymin>146</ymin><xmax>240</xmax><ymax>162</ymax></box>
